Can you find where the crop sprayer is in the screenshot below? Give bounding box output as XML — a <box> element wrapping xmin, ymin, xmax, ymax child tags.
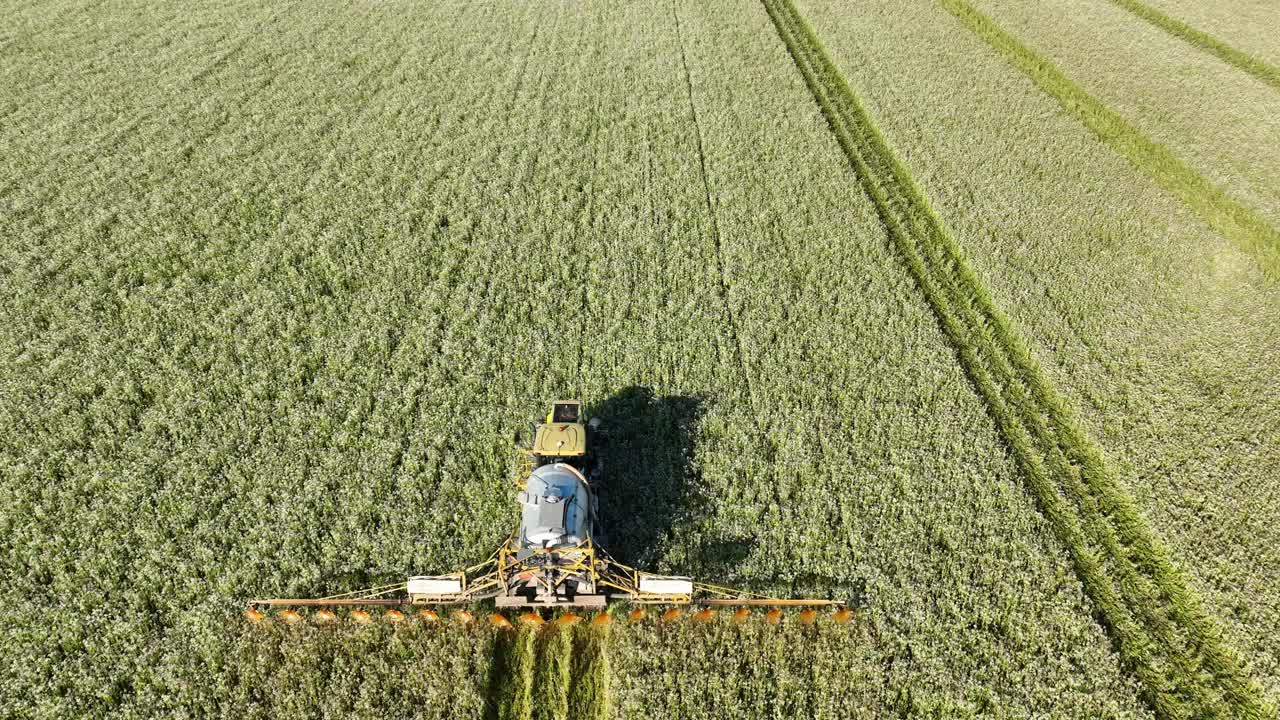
<box><xmin>247</xmin><ymin>400</ymin><xmax>855</xmax><ymax>627</ymax></box>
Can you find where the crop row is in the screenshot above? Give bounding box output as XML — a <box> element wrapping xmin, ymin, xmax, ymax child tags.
<box><xmin>935</xmin><ymin>0</ymin><xmax>1280</xmax><ymax>280</ymax></box>
<box><xmin>604</xmin><ymin>0</ymin><xmax>1146</xmax><ymax>714</ymax></box>
<box><xmin>797</xmin><ymin>0</ymin><xmax>1280</xmax><ymax>702</ymax></box>
<box><xmin>760</xmin><ymin>0</ymin><xmax>1269</xmax><ymax>717</ymax></box>
<box><xmin>1103</xmin><ymin>0</ymin><xmax>1280</xmax><ymax>91</ymax></box>
<box><xmin>960</xmin><ymin>0</ymin><xmax>1280</xmax><ymax>241</ymax></box>
<box><xmin>0</xmin><ymin>0</ymin><xmax>1166</xmax><ymax>716</ymax></box>
<box><xmin>225</xmin><ymin>618</ymin><xmax>870</xmax><ymax>720</ymax></box>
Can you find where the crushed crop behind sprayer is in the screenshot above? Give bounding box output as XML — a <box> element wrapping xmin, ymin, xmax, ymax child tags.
<box><xmin>2</xmin><ymin>0</ymin><xmax>1278</xmax><ymax>717</ymax></box>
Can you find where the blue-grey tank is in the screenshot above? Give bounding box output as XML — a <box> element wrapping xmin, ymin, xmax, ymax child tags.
<box><xmin>517</xmin><ymin>464</ymin><xmax>591</xmax><ymax>549</ymax></box>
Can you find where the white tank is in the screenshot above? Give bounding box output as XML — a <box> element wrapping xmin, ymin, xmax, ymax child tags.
<box><xmin>517</xmin><ymin>463</ymin><xmax>590</xmax><ymax>548</ymax></box>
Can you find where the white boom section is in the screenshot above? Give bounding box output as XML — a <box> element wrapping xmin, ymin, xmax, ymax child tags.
<box><xmin>408</xmin><ymin>575</ymin><xmax>463</xmax><ymax>598</ymax></box>
<box><xmin>638</xmin><ymin>575</ymin><xmax>694</xmax><ymax>595</ymax></box>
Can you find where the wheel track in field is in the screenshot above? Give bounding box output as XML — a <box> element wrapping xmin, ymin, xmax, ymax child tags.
<box><xmin>0</xmin><ymin>1</ymin><xmax>311</xmax><ymax>283</ymax></box>
<box><xmin>376</xmin><ymin>0</ymin><xmax>531</xmax><ymax>504</ymax></box>
<box><xmin>1102</xmin><ymin>0</ymin><xmax>1280</xmax><ymax>93</ymax></box>
<box><xmin>353</xmin><ymin>1</ymin><xmax>555</xmax><ymax>560</ymax></box>
<box><xmin>0</xmin><ymin>0</ymin><xmax>300</xmax><ymax>205</ymax></box>
<box><xmin>0</xmin><ymin>1</ymin><xmax>392</xmax><ymax>360</ymax></box>
<box><xmin>759</xmin><ymin>0</ymin><xmax>1273</xmax><ymax>717</ymax></box>
<box><xmin>669</xmin><ymin>0</ymin><xmax>774</xmax><ymax>471</ymax></box>
<box><xmin>13</xmin><ymin>0</ymin><xmax>404</xmax><ymax>294</ymax></box>
<box><xmin>567</xmin><ymin>7</ymin><xmax>605</xmax><ymax>395</ymax></box>
<box><xmin>0</xmin><ymin>0</ymin><xmax>110</xmax><ymax>56</ymax></box>
<box><xmin>671</xmin><ymin>0</ymin><xmax>803</xmax><ymax>545</ymax></box>
<box><xmin>0</xmin><ymin>0</ymin><xmax>370</xmax><ymax>506</ymax></box>
<box><xmin>935</xmin><ymin>0</ymin><xmax>1280</xmax><ymax>281</ymax></box>
<box><xmin>488</xmin><ymin>626</ymin><xmax>536</xmax><ymax>720</ymax></box>
<box><xmin>490</xmin><ymin>622</ymin><xmax>610</xmax><ymax>720</ymax></box>
<box><xmin>0</xmin><ymin>0</ymin><xmax>154</xmax><ymax>124</ymax></box>
<box><xmin>6</xmin><ymin>5</ymin><xmax>442</xmax><ymax>621</ymax></box>
<box><xmin>532</xmin><ymin>627</ymin><xmax>572</xmax><ymax>720</ymax></box>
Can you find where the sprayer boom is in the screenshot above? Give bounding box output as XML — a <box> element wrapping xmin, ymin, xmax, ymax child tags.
<box><xmin>247</xmin><ymin>401</ymin><xmax>855</xmax><ymax>621</ymax></box>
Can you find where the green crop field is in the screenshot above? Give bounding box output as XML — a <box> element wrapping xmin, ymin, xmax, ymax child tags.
<box><xmin>2</xmin><ymin>0</ymin><xmax>1278</xmax><ymax>718</ymax></box>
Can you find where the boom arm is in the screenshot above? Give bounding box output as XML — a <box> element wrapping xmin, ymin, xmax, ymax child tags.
<box><xmin>248</xmin><ymin>545</ymin><xmax>846</xmax><ymax>611</ymax></box>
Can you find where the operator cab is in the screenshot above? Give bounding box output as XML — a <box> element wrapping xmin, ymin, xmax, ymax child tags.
<box><xmin>530</xmin><ymin>399</ymin><xmax>600</xmax><ymax>473</ymax></box>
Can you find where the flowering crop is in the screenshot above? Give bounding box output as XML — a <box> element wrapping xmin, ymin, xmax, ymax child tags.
<box><xmin>2</xmin><ymin>0</ymin><xmax>1273</xmax><ymax>717</ymax></box>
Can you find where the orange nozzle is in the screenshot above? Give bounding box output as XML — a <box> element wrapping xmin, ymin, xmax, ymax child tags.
<box><xmin>764</xmin><ymin>609</ymin><xmax>783</xmax><ymax>624</ymax></box>
<box><xmin>591</xmin><ymin>613</ymin><xmax>612</xmax><ymax>627</ymax></box>
<box><xmin>556</xmin><ymin>613</ymin><xmax>582</xmax><ymax>627</ymax></box>
<box><xmin>692</xmin><ymin>608</ymin><xmax>715</xmax><ymax>623</ymax></box>
<box><xmin>350</xmin><ymin>610</ymin><xmax>373</xmax><ymax>624</ymax></box>
<box><xmin>732</xmin><ymin>608</ymin><xmax>751</xmax><ymax>624</ymax></box>
<box><xmin>832</xmin><ymin>608</ymin><xmax>853</xmax><ymax>624</ymax></box>
<box><xmin>385</xmin><ymin>609</ymin><xmax>405</xmax><ymax>623</ymax></box>
<box><xmin>489</xmin><ymin>613</ymin><xmax>513</xmax><ymax>629</ymax></box>
<box><xmin>314</xmin><ymin>609</ymin><xmax>336</xmax><ymax>624</ymax></box>
<box><xmin>660</xmin><ymin>608</ymin><xmax>682</xmax><ymax>622</ymax></box>
<box><xmin>417</xmin><ymin>609</ymin><xmax>440</xmax><ymax>623</ymax></box>
<box><xmin>627</xmin><ymin>608</ymin><xmax>646</xmax><ymax>623</ymax></box>
<box><xmin>245</xmin><ymin>609</ymin><xmax>265</xmax><ymax>624</ymax></box>
<box><xmin>519</xmin><ymin>613</ymin><xmax>545</xmax><ymax>627</ymax></box>
<box><xmin>455</xmin><ymin>610</ymin><xmax>475</xmax><ymax>625</ymax></box>
<box><xmin>280</xmin><ymin>609</ymin><xmax>303</xmax><ymax>624</ymax></box>
<box><xmin>799</xmin><ymin>609</ymin><xmax>818</xmax><ymax>625</ymax></box>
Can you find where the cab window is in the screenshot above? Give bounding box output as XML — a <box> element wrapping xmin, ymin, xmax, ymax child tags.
<box><xmin>552</xmin><ymin>403</ymin><xmax>579</xmax><ymax>423</ymax></box>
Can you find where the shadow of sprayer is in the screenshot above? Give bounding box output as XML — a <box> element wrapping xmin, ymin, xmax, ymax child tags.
<box><xmin>588</xmin><ymin>386</ymin><xmax>865</xmax><ymax>607</ymax></box>
<box><xmin>587</xmin><ymin>388</ymin><xmax>759</xmax><ymax>585</ymax></box>
<box><xmin>586</xmin><ymin>386</ymin><xmax>707</xmax><ymax>571</ymax></box>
